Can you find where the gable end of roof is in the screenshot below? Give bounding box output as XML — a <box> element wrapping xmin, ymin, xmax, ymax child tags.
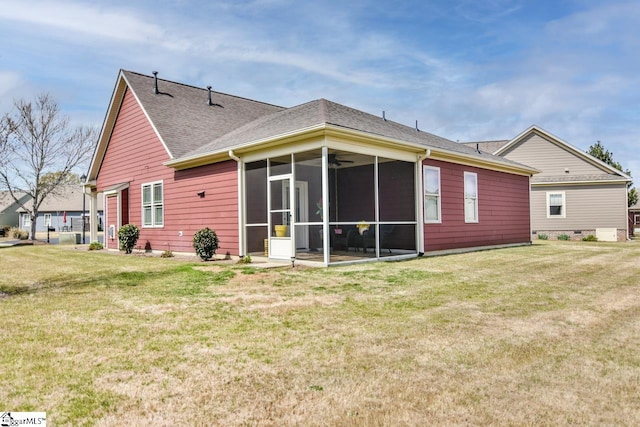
<box><xmin>497</xmin><ymin>125</ymin><xmax>632</xmax><ymax>181</ymax></box>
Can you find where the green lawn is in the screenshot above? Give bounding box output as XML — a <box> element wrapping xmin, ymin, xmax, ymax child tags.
<box><xmin>1</xmin><ymin>241</ymin><xmax>639</xmax><ymax>426</ymax></box>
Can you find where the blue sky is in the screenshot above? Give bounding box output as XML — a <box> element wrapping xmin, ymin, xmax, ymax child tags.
<box><xmin>1</xmin><ymin>0</ymin><xmax>638</xmax><ymax>182</ymax></box>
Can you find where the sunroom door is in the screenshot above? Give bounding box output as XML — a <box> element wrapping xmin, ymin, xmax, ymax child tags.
<box><xmin>269</xmin><ymin>176</ymin><xmax>294</xmax><ymax>260</ymax></box>
<box><xmin>284</xmin><ymin>181</ymin><xmax>309</xmax><ymax>250</ymax></box>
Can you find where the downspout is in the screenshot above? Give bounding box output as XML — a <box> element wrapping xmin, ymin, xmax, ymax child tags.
<box><xmin>228</xmin><ymin>150</ymin><xmax>244</xmax><ymax>257</ymax></box>
<box><xmin>416</xmin><ymin>149</ymin><xmax>431</xmax><ymax>256</ymax></box>
<box><xmin>228</xmin><ymin>149</ymin><xmax>240</xmax><ymax>162</ymax></box>
<box><xmin>626</xmin><ymin>184</ymin><xmax>630</xmax><ymax>241</ymax></box>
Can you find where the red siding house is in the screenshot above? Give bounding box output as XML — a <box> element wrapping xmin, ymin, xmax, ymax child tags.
<box><xmin>85</xmin><ymin>70</ymin><xmax>537</xmax><ymax>265</ymax></box>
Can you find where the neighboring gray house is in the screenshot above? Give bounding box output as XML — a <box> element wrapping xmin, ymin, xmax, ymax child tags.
<box><xmin>19</xmin><ymin>186</ymin><xmax>104</xmax><ymax>233</ymax></box>
<box><xmin>630</xmin><ymin>202</ymin><xmax>640</xmax><ymax>237</ymax></box>
<box><xmin>466</xmin><ymin>125</ymin><xmax>631</xmax><ymax>241</ymax></box>
<box><xmin>0</xmin><ymin>191</ymin><xmax>30</xmax><ymax>228</ymax></box>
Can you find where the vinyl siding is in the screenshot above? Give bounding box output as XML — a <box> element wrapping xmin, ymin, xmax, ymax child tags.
<box><xmin>531</xmin><ymin>184</ymin><xmax>628</xmax><ymax>230</ymax></box>
<box><xmin>105</xmin><ymin>195</ymin><xmax>118</xmax><ymax>250</ymax></box>
<box><xmin>96</xmin><ymin>88</ymin><xmax>239</xmax><ymax>254</ymax></box>
<box><xmin>424</xmin><ymin>159</ymin><xmax>531</xmax><ymax>251</ymax></box>
<box><xmin>502</xmin><ymin>133</ymin><xmax>608</xmax><ymax>178</ymax></box>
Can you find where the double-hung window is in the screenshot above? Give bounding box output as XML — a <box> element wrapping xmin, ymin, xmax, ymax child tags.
<box><xmin>142</xmin><ymin>181</ymin><xmax>164</xmax><ymax>227</ymax></box>
<box><xmin>424</xmin><ymin>166</ymin><xmax>441</xmax><ymax>223</ymax></box>
<box><xmin>547</xmin><ymin>192</ymin><xmax>565</xmax><ymax>218</ymax></box>
<box><xmin>464</xmin><ymin>172</ymin><xmax>478</xmax><ymax>223</ymax></box>
<box><xmin>44</xmin><ymin>214</ymin><xmax>52</xmax><ymax>227</ymax></box>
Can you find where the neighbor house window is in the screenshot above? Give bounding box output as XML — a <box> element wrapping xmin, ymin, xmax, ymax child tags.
<box><xmin>464</xmin><ymin>172</ymin><xmax>478</xmax><ymax>223</ymax></box>
<box><xmin>424</xmin><ymin>166</ymin><xmax>441</xmax><ymax>223</ymax></box>
<box><xmin>142</xmin><ymin>181</ymin><xmax>164</xmax><ymax>227</ymax></box>
<box><xmin>44</xmin><ymin>214</ymin><xmax>52</xmax><ymax>227</ymax></box>
<box><xmin>22</xmin><ymin>213</ymin><xmax>31</xmax><ymax>228</ymax></box>
<box><xmin>547</xmin><ymin>192</ymin><xmax>565</xmax><ymax>218</ymax></box>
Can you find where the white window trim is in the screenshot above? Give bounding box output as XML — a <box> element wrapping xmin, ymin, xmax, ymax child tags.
<box><xmin>423</xmin><ymin>165</ymin><xmax>442</xmax><ymax>223</ymax></box>
<box><xmin>141</xmin><ymin>180</ymin><xmax>164</xmax><ymax>228</ymax></box>
<box><xmin>464</xmin><ymin>171</ymin><xmax>479</xmax><ymax>223</ymax></box>
<box><xmin>22</xmin><ymin>213</ymin><xmax>31</xmax><ymax>228</ymax></box>
<box><xmin>546</xmin><ymin>191</ymin><xmax>566</xmax><ymax>218</ymax></box>
<box><xmin>44</xmin><ymin>213</ymin><xmax>52</xmax><ymax>227</ymax></box>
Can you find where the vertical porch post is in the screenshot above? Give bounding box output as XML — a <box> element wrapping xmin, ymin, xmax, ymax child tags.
<box><xmin>322</xmin><ymin>146</ymin><xmax>330</xmax><ymax>265</ymax></box>
<box><xmin>88</xmin><ymin>191</ymin><xmax>98</xmax><ymax>243</ymax></box>
<box><xmin>229</xmin><ymin>151</ymin><xmax>245</xmax><ymax>257</ymax></box>
<box><xmin>416</xmin><ymin>152</ymin><xmax>428</xmax><ymax>254</ymax></box>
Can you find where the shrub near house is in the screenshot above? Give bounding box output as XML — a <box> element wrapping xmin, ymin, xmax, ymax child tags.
<box><xmin>193</xmin><ymin>227</ymin><xmax>219</xmax><ymax>261</ymax></box>
<box><xmin>118</xmin><ymin>224</ymin><xmax>140</xmax><ymax>254</ymax></box>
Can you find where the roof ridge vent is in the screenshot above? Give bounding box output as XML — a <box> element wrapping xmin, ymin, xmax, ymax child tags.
<box><xmin>205</xmin><ymin>85</ymin><xmax>223</xmax><ymax>108</ymax></box>
<box><xmin>152</xmin><ymin>71</ymin><xmax>159</xmax><ymax>94</ymax></box>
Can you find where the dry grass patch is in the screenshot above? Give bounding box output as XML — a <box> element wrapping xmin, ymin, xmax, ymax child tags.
<box><xmin>0</xmin><ymin>241</ymin><xmax>639</xmax><ymax>425</ymax></box>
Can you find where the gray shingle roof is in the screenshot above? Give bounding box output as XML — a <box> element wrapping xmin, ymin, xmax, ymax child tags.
<box><xmin>19</xmin><ymin>186</ymin><xmax>104</xmax><ymax>212</ymax></box>
<box><xmin>0</xmin><ymin>191</ymin><xmax>28</xmax><ymax>213</ymax></box>
<box><xmin>122</xmin><ymin>70</ymin><xmax>285</xmax><ymax>158</ymax></box>
<box><xmin>180</xmin><ymin>98</ymin><xmax>531</xmax><ymax>171</ymax></box>
<box><xmin>461</xmin><ymin>140</ymin><xmax>510</xmax><ymax>154</ymax></box>
<box><xmin>120</xmin><ymin>71</ymin><xmax>534</xmax><ymax>173</ymax></box>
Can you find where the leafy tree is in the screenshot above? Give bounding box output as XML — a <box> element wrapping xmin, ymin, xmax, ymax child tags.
<box><xmin>629</xmin><ymin>187</ymin><xmax>639</xmax><ymax>207</ymax></box>
<box><xmin>40</xmin><ymin>171</ymin><xmax>84</xmax><ymax>188</ymax></box>
<box><xmin>0</xmin><ymin>93</ymin><xmax>97</xmax><ymax>239</ymax></box>
<box><xmin>587</xmin><ymin>141</ymin><xmax>638</xmax><ymax>207</ymax></box>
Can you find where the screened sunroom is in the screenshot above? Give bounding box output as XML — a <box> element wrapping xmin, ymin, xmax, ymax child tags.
<box><xmin>242</xmin><ymin>146</ymin><xmax>419</xmax><ymax>265</ymax></box>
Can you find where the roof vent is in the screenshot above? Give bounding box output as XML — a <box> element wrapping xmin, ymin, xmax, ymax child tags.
<box><xmin>415</xmin><ymin>120</ymin><xmax>420</xmax><ymax>132</ymax></box>
<box><xmin>205</xmin><ymin>86</ymin><xmax>223</xmax><ymax>108</ymax></box>
<box><xmin>152</xmin><ymin>71</ymin><xmax>159</xmax><ymax>95</ymax></box>
<box><xmin>476</xmin><ymin>143</ymin><xmax>481</xmax><ymax>154</ymax></box>
<box><xmin>382</xmin><ymin>111</ymin><xmax>387</xmax><ymax>121</ymax></box>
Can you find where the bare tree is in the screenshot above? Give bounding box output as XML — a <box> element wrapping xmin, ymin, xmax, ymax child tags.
<box><xmin>0</xmin><ymin>93</ymin><xmax>97</xmax><ymax>239</ymax></box>
<box><xmin>0</xmin><ymin>112</ymin><xmax>11</xmax><ymax>170</ymax></box>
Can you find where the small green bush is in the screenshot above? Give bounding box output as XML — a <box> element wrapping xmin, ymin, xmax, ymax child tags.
<box><xmin>193</xmin><ymin>227</ymin><xmax>219</xmax><ymax>261</ymax></box>
<box><xmin>160</xmin><ymin>249</ymin><xmax>174</xmax><ymax>258</ymax></box>
<box><xmin>537</xmin><ymin>233</ymin><xmax>548</xmax><ymax>240</ymax></box>
<box><xmin>118</xmin><ymin>224</ymin><xmax>140</xmax><ymax>254</ymax></box>
<box><xmin>557</xmin><ymin>234</ymin><xmax>570</xmax><ymax>241</ymax></box>
<box><xmin>10</xmin><ymin>227</ymin><xmax>29</xmax><ymax>240</ymax></box>
<box><xmin>582</xmin><ymin>234</ymin><xmax>598</xmax><ymax>242</ymax></box>
<box><xmin>88</xmin><ymin>241</ymin><xmax>104</xmax><ymax>250</ymax></box>
<box><xmin>237</xmin><ymin>254</ymin><xmax>252</xmax><ymax>264</ymax></box>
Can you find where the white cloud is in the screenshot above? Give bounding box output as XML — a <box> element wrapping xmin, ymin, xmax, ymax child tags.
<box><xmin>0</xmin><ymin>1</ymin><xmax>164</xmax><ymax>43</ymax></box>
<box><xmin>454</xmin><ymin>0</ymin><xmax>524</xmax><ymax>23</ymax></box>
<box><xmin>1</xmin><ymin>0</ymin><xmax>638</xmax><ymax>182</ymax></box>
<box><xmin>0</xmin><ymin>71</ymin><xmax>33</xmax><ymax>112</ymax></box>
